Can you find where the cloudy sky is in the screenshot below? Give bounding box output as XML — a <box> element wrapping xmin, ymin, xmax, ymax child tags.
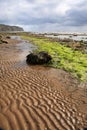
<box><xmin>0</xmin><ymin>0</ymin><xmax>87</xmax><ymax>32</ymax></box>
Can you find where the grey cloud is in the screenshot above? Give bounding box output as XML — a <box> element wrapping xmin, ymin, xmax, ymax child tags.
<box><xmin>0</xmin><ymin>0</ymin><xmax>87</xmax><ymax>32</ymax></box>
<box><xmin>65</xmin><ymin>7</ymin><xmax>87</xmax><ymax>26</ymax></box>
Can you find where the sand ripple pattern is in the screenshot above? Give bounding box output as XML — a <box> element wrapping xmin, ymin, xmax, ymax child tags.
<box><xmin>0</xmin><ymin>42</ymin><xmax>87</xmax><ymax>130</ymax></box>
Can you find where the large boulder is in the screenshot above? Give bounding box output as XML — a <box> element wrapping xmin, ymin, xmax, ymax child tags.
<box><xmin>26</xmin><ymin>53</ymin><xmax>39</xmax><ymax>64</ymax></box>
<box><xmin>26</xmin><ymin>51</ymin><xmax>52</xmax><ymax>65</ymax></box>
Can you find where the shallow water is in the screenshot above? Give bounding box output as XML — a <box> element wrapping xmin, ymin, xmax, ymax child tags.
<box><xmin>11</xmin><ymin>36</ymin><xmax>37</xmax><ymax>67</ymax></box>
<box><xmin>16</xmin><ymin>41</ymin><xmax>36</xmax><ymax>60</ymax></box>
<box><xmin>45</xmin><ymin>34</ymin><xmax>87</xmax><ymax>41</ymax></box>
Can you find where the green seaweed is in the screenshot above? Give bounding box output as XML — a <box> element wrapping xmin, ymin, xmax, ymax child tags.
<box><xmin>22</xmin><ymin>35</ymin><xmax>87</xmax><ymax>81</ymax></box>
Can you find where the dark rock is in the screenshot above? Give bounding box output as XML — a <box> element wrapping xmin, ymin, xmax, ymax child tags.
<box><xmin>38</xmin><ymin>51</ymin><xmax>52</xmax><ymax>64</ymax></box>
<box><xmin>0</xmin><ymin>35</ymin><xmax>2</xmax><ymax>39</ymax></box>
<box><xmin>0</xmin><ymin>39</ymin><xmax>8</xmax><ymax>44</ymax></box>
<box><xmin>26</xmin><ymin>53</ymin><xmax>39</xmax><ymax>64</ymax></box>
<box><xmin>0</xmin><ymin>128</ymin><xmax>4</xmax><ymax>130</ymax></box>
<box><xmin>3</xmin><ymin>41</ymin><xmax>8</xmax><ymax>44</ymax></box>
<box><xmin>60</xmin><ymin>38</ymin><xmax>73</xmax><ymax>42</ymax></box>
<box><xmin>6</xmin><ymin>36</ymin><xmax>10</xmax><ymax>39</ymax></box>
<box><xmin>26</xmin><ymin>51</ymin><xmax>52</xmax><ymax>65</ymax></box>
<box><xmin>1</xmin><ymin>40</ymin><xmax>8</xmax><ymax>44</ymax></box>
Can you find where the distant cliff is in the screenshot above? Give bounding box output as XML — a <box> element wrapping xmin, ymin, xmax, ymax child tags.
<box><xmin>0</xmin><ymin>24</ymin><xmax>24</xmax><ymax>31</ymax></box>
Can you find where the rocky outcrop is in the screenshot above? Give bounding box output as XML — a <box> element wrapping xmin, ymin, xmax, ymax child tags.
<box><xmin>26</xmin><ymin>51</ymin><xmax>52</xmax><ymax>65</ymax></box>
<box><xmin>0</xmin><ymin>39</ymin><xmax>8</xmax><ymax>44</ymax></box>
<box><xmin>0</xmin><ymin>24</ymin><xmax>24</xmax><ymax>32</ymax></box>
<box><xmin>0</xmin><ymin>35</ymin><xmax>8</xmax><ymax>44</ymax></box>
<box><xmin>6</xmin><ymin>36</ymin><xmax>11</xmax><ymax>39</ymax></box>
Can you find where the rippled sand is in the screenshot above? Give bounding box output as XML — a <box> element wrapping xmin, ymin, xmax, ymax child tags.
<box><xmin>0</xmin><ymin>38</ymin><xmax>87</xmax><ymax>130</ymax></box>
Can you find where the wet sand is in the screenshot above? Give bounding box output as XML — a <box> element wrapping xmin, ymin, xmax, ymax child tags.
<box><xmin>0</xmin><ymin>37</ymin><xmax>87</xmax><ymax>130</ymax></box>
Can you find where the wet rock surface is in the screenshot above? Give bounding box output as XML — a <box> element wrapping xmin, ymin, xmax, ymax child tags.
<box><xmin>26</xmin><ymin>51</ymin><xmax>52</xmax><ymax>65</ymax></box>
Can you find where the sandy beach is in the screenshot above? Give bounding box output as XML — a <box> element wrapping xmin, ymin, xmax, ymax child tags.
<box><xmin>0</xmin><ymin>37</ymin><xmax>87</xmax><ymax>130</ymax></box>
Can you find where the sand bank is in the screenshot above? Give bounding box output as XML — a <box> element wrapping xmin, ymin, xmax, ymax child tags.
<box><xmin>0</xmin><ymin>37</ymin><xmax>87</xmax><ymax>130</ymax></box>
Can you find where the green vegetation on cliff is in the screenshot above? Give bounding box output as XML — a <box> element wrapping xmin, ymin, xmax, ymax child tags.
<box><xmin>22</xmin><ymin>35</ymin><xmax>87</xmax><ymax>81</ymax></box>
